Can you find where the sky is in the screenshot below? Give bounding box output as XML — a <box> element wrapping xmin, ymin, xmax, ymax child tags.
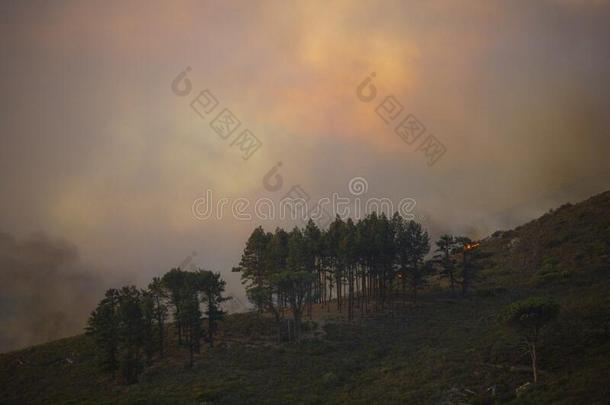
<box><xmin>1</xmin><ymin>0</ymin><xmax>610</xmax><ymax>351</ymax></box>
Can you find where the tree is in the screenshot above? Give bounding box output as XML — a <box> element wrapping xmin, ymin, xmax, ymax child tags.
<box><xmin>147</xmin><ymin>277</ymin><xmax>168</xmax><ymax>356</ymax></box>
<box><xmin>401</xmin><ymin>220</ymin><xmax>430</xmax><ymax>302</ymax></box>
<box><xmin>140</xmin><ymin>289</ymin><xmax>156</xmax><ymax>364</ymax></box>
<box><xmin>374</xmin><ymin>213</ymin><xmax>395</xmax><ymax>308</ymax></box>
<box><xmin>88</xmin><ymin>269</ymin><xmax>230</xmax><ymax>378</ymax></box>
<box><xmin>234</xmin><ymin>213</ymin><xmax>433</xmax><ymax>335</ymax></box>
<box><xmin>115</xmin><ymin>286</ymin><xmax>145</xmax><ymax>384</ymax></box>
<box><xmin>234</xmin><ymin>226</ymin><xmax>271</xmax><ymax>312</ymax></box>
<box><xmin>161</xmin><ymin>268</ymin><xmax>203</xmax><ymax>366</ymax></box>
<box><xmin>354</xmin><ymin>217</ymin><xmax>369</xmax><ymax>315</ymax></box>
<box><xmin>340</xmin><ymin>218</ymin><xmax>358</xmax><ymax>321</ymax></box>
<box><xmin>87</xmin><ymin>289</ymin><xmax>120</xmax><ymax>378</ymax></box>
<box><xmin>179</xmin><ymin>290</ymin><xmax>202</xmax><ymax>367</ymax></box>
<box><xmin>503</xmin><ymin>297</ymin><xmax>560</xmax><ymax>383</ymax></box>
<box><xmin>161</xmin><ymin>268</ymin><xmax>190</xmax><ymax>345</ymax></box>
<box><xmin>455</xmin><ymin>236</ymin><xmax>481</xmax><ymax>296</ymax></box>
<box><xmin>326</xmin><ymin>216</ymin><xmax>345</xmax><ymax>311</ymax></box>
<box><xmin>434</xmin><ymin>234</ymin><xmax>459</xmax><ymax>296</ymax></box>
<box><xmin>282</xmin><ymin>227</ymin><xmax>316</xmax><ymax>339</ymax></box>
<box><xmin>88</xmin><ymin>286</ymin><xmax>146</xmax><ymax>384</ymax></box>
<box><xmin>303</xmin><ymin>219</ymin><xmax>322</xmax><ymax>318</ymax></box>
<box><xmin>198</xmin><ymin>270</ymin><xmax>230</xmax><ymax>347</ymax></box>
<box><xmin>266</xmin><ymin>228</ymin><xmax>290</xmax><ymax>325</ymax></box>
<box><xmin>160</xmin><ymin>268</ymin><xmax>231</xmax><ymax>365</ymax></box>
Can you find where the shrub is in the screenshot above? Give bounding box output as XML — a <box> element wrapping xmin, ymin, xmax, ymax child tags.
<box><xmin>502</xmin><ymin>297</ymin><xmax>559</xmax><ymax>383</ymax></box>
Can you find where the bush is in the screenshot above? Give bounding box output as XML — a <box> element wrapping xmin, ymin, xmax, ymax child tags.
<box><xmin>502</xmin><ymin>297</ymin><xmax>560</xmax><ymax>383</ymax></box>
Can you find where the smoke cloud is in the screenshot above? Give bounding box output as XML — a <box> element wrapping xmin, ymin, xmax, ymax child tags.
<box><xmin>0</xmin><ymin>232</ymin><xmax>109</xmax><ymax>352</ymax></box>
<box><xmin>0</xmin><ymin>0</ymin><xmax>609</xmax><ymax>351</ymax></box>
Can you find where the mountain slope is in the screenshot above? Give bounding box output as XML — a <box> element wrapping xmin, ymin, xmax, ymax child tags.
<box><xmin>1</xmin><ymin>191</ymin><xmax>609</xmax><ymax>404</ymax></box>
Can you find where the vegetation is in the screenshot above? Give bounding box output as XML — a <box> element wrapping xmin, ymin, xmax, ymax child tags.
<box><xmin>434</xmin><ymin>234</ymin><xmax>459</xmax><ymax>295</ymax></box>
<box><xmin>233</xmin><ymin>213</ymin><xmax>444</xmax><ymax>339</ymax></box>
<box><xmin>87</xmin><ymin>268</ymin><xmax>229</xmax><ymax>381</ymax></box>
<box><xmin>502</xmin><ymin>297</ymin><xmax>560</xmax><ymax>383</ymax></box>
<box><xmin>1</xmin><ymin>191</ymin><xmax>610</xmax><ymax>403</ymax></box>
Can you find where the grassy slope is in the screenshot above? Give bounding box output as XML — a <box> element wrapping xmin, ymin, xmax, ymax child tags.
<box><xmin>1</xmin><ymin>191</ymin><xmax>609</xmax><ymax>404</ymax></box>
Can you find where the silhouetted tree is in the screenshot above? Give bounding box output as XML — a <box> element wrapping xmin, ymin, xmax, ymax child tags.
<box><xmin>147</xmin><ymin>277</ymin><xmax>168</xmax><ymax>356</ymax></box>
<box><xmin>282</xmin><ymin>227</ymin><xmax>316</xmax><ymax>339</ymax></box>
<box><xmin>401</xmin><ymin>220</ymin><xmax>430</xmax><ymax>302</ymax></box>
<box><xmin>303</xmin><ymin>219</ymin><xmax>322</xmax><ymax>317</ymax></box>
<box><xmin>179</xmin><ymin>290</ymin><xmax>201</xmax><ymax>367</ymax></box>
<box><xmin>455</xmin><ymin>237</ymin><xmax>483</xmax><ymax>296</ymax></box>
<box><xmin>234</xmin><ymin>226</ymin><xmax>271</xmax><ymax>312</ymax></box>
<box><xmin>87</xmin><ymin>289</ymin><xmax>120</xmax><ymax>378</ymax></box>
<box><xmin>503</xmin><ymin>297</ymin><xmax>559</xmax><ymax>383</ymax></box>
<box><xmin>140</xmin><ymin>289</ymin><xmax>156</xmax><ymax>365</ymax></box>
<box><xmin>198</xmin><ymin>270</ymin><xmax>229</xmax><ymax>347</ymax></box>
<box><xmin>116</xmin><ymin>286</ymin><xmax>145</xmax><ymax>384</ymax></box>
<box><xmin>161</xmin><ymin>268</ymin><xmax>190</xmax><ymax>345</ymax></box>
<box><xmin>435</xmin><ymin>234</ymin><xmax>459</xmax><ymax>296</ymax></box>
<box><xmin>235</xmin><ymin>213</ymin><xmax>433</xmax><ymax>334</ymax></box>
<box><xmin>88</xmin><ymin>286</ymin><xmax>146</xmax><ymax>384</ymax></box>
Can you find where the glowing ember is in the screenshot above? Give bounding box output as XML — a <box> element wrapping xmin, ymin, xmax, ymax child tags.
<box><xmin>464</xmin><ymin>242</ymin><xmax>481</xmax><ymax>251</ymax></box>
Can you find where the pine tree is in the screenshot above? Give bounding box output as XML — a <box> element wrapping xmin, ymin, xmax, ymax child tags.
<box><xmin>303</xmin><ymin>219</ymin><xmax>322</xmax><ymax>317</ymax></box>
<box><xmin>435</xmin><ymin>234</ymin><xmax>459</xmax><ymax>296</ymax></box>
<box><xmin>233</xmin><ymin>226</ymin><xmax>271</xmax><ymax>312</ymax></box>
<box><xmin>402</xmin><ymin>220</ymin><xmax>430</xmax><ymax>302</ymax></box>
<box><xmin>116</xmin><ymin>286</ymin><xmax>145</xmax><ymax>384</ymax></box>
<box><xmin>198</xmin><ymin>270</ymin><xmax>229</xmax><ymax>347</ymax></box>
<box><xmin>87</xmin><ymin>289</ymin><xmax>120</xmax><ymax>378</ymax></box>
<box><xmin>283</xmin><ymin>227</ymin><xmax>315</xmax><ymax>340</ymax></box>
<box><xmin>147</xmin><ymin>277</ymin><xmax>168</xmax><ymax>356</ymax></box>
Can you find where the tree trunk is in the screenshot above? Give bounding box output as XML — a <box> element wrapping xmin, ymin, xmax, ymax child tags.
<box><xmin>177</xmin><ymin>318</ymin><xmax>182</xmax><ymax>345</ymax></box>
<box><xmin>530</xmin><ymin>342</ymin><xmax>538</xmax><ymax>383</ymax></box>
<box><xmin>462</xmin><ymin>251</ymin><xmax>469</xmax><ymax>296</ymax></box>
<box><xmin>450</xmin><ymin>272</ymin><xmax>455</xmax><ymax>296</ymax></box>
<box><xmin>207</xmin><ymin>296</ymin><xmax>214</xmax><ymax>348</ymax></box>
<box><xmin>348</xmin><ymin>267</ymin><xmax>354</xmax><ymax>322</ymax></box>
<box><xmin>336</xmin><ymin>270</ymin><xmax>342</xmax><ymax>313</ymax></box>
<box><xmin>158</xmin><ymin>319</ymin><xmax>164</xmax><ymax>356</ymax></box>
<box><xmin>294</xmin><ymin>311</ymin><xmax>301</xmax><ymax>341</ymax></box>
<box><xmin>188</xmin><ymin>326</ymin><xmax>194</xmax><ymax>367</ymax></box>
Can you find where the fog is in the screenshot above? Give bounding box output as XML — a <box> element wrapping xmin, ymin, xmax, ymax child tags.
<box><xmin>1</xmin><ymin>0</ymin><xmax>609</xmax><ymax>351</ymax></box>
<box><xmin>0</xmin><ymin>232</ymin><xmax>109</xmax><ymax>351</ymax></box>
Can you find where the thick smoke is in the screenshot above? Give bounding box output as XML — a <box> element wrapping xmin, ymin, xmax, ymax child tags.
<box><xmin>0</xmin><ymin>232</ymin><xmax>108</xmax><ymax>353</ymax></box>
<box><xmin>0</xmin><ymin>0</ymin><xmax>609</xmax><ymax>351</ymax></box>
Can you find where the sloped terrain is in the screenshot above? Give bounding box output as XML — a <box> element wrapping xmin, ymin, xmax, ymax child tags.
<box><xmin>1</xmin><ymin>191</ymin><xmax>609</xmax><ymax>404</ymax></box>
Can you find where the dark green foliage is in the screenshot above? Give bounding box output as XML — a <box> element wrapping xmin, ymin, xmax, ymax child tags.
<box><xmin>86</xmin><ymin>289</ymin><xmax>119</xmax><ymax>376</ymax></box>
<box><xmin>147</xmin><ymin>277</ymin><xmax>168</xmax><ymax>356</ymax></box>
<box><xmin>398</xmin><ymin>219</ymin><xmax>430</xmax><ymax>301</ymax></box>
<box><xmin>161</xmin><ymin>268</ymin><xmax>230</xmax><ymax>365</ymax></box>
<box><xmin>87</xmin><ymin>268</ymin><xmax>230</xmax><ymax>377</ymax></box>
<box><xmin>115</xmin><ymin>286</ymin><xmax>145</xmax><ymax>384</ymax></box>
<box><xmin>503</xmin><ymin>297</ymin><xmax>560</xmax><ymax>383</ymax></box>
<box><xmin>199</xmin><ymin>270</ymin><xmax>229</xmax><ymax>347</ymax></box>
<box><xmin>86</xmin><ymin>286</ymin><xmax>146</xmax><ymax>384</ymax></box>
<box><xmin>434</xmin><ymin>234</ymin><xmax>460</xmax><ymax>295</ymax></box>
<box><xmin>503</xmin><ymin>297</ymin><xmax>560</xmax><ymax>333</ymax></box>
<box><xmin>233</xmin><ymin>226</ymin><xmax>272</xmax><ymax>312</ymax></box>
<box><xmin>4</xmin><ymin>191</ymin><xmax>610</xmax><ymax>403</ymax></box>
<box><xmin>4</xmin><ymin>284</ymin><xmax>609</xmax><ymax>404</ymax></box>
<box><xmin>234</xmin><ymin>212</ymin><xmax>432</xmax><ymax>335</ymax></box>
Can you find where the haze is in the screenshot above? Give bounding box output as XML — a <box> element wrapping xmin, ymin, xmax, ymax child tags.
<box><xmin>1</xmin><ymin>0</ymin><xmax>609</xmax><ymax>352</ymax></box>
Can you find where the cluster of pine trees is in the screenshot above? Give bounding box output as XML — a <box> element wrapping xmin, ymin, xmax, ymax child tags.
<box><xmin>233</xmin><ymin>212</ymin><xmax>481</xmax><ymax>340</ymax></box>
<box><xmin>86</xmin><ymin>212</ymin><xmax>481</xmax><ymax>383</ymax></box>
<box><xmin>87</xmin><ymin>268</ymin><xmax>229</xmax><ymax>383</ymax></box>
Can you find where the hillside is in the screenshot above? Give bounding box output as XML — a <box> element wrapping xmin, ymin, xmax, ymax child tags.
<box><xmin>1</xmin><ymin>191</ymin><xmax>609</xmax><ymax>404</ymax></box>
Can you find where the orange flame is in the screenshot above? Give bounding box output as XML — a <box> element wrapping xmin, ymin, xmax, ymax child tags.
<box><xmin>464</xmin><ymin>242</ymin><xmax>480</xmax><ymax>251</ymax></box>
